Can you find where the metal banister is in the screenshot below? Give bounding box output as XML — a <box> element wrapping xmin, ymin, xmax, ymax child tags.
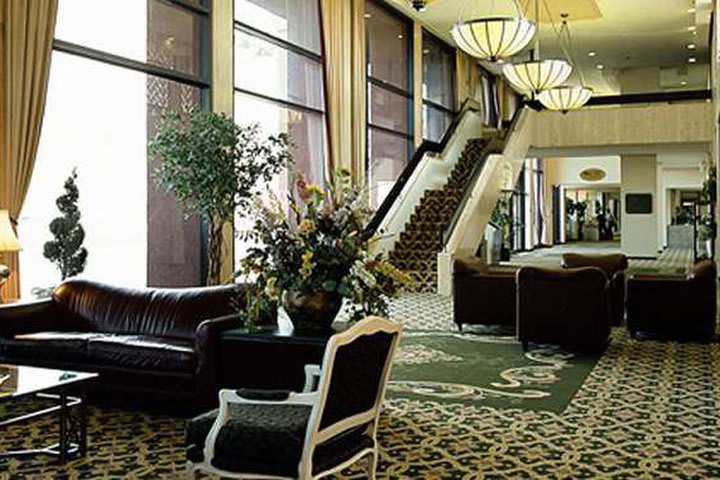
<box><xmin>363</xmin><ymin>98</ymin><xmax>483</xmax><ymax>238</ymax></box>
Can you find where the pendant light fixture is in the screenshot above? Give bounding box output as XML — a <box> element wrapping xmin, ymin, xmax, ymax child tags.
<box><xmin>450</xmin><ymin>0</ymin><xmax>536</xmax><ymax>62</ymax></box>
<box><xmin>502</xmin><ymin>57</ymin><xmax>573</xmax><ymax>94</ymax></box>
<box><xmin>537</xmin><ymin>13</ymin><xmax>593</xmax><ymax>113</ymax></box>
<box><xmin>537</xmin><ymin>85</ymin><xmax>592</xmax><ymax>113</ymax></box>
<box><xmin>501</xmin><ymin>0</ymin><xmax>572</xmax><ymax>95</ymax></box>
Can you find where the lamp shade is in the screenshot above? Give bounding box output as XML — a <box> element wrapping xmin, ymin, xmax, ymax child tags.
<box><xmin>0</xmin><ymin>210</ymin><xmax>21</xmax><ymax>252</ymax></box>
<box><xmin>538</xmin><ymin>86</ymin><xmax>593</xmax><ymax>113</ymax></box>
<box><xmin>450</xmin><ymin>16</ymin><xmax>536</xmax><ymax>62</ymax></box>
<box><xmin>502</xmin><ymin>59</ymin><xmax>573</xmax><ymax>94</ymax></box>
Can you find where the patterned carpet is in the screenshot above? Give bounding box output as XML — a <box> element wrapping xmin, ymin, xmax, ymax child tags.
<box><xmin>510</xmin><ymin>241</ymin><xmax>695</xmax><ymax>275</ymax></box>
<box><xmin>2</xmin><ymin>247</ymin><xmax>719</xmax><ymax>478</ymax></box>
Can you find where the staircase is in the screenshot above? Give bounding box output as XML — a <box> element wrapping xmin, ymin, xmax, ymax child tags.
<box><xmin>389</xmin><ymin>138</ymin><xmax>491</xmax><ymax>292</ymax></box>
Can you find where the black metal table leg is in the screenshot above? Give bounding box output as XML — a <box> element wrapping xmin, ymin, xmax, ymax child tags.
<box><xmin>78</xmin><ymin>385</ymin><xmax>87</xmax><ymax>457</ymax></box>
<box><xmin>58</xmin><ymin>390</ymin><xmax>68</xmax><ymax>464</ymax></box>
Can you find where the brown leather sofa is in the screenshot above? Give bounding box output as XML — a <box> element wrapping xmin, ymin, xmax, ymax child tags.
<box><xmin>517</xmin><ymin>266</ymin><xmax>610</xmax><ymax>351</ymax></box>
<box><xmin>561</xmin><ymin>253</ymin><xmax>628</xmax><ymax>326</ymax></box>
<box><xmin>453</xmin><ymin>258</ymin><xmax>517</xmax><ymax>330</ymax></box>
<box><xmin>626</xmin><ymin>260</ymin><xmax>717</xmax><ymax>341</ymax></box>
<box><xmin>0</xmin><ymin>280</ymin><xmax>272</xmax><ymax>407</ymax></box>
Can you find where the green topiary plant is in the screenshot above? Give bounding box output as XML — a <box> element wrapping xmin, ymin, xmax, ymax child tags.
<box><xmin>148</xmin><ymin>109</ymin><xmax>292</xmax><ymax>285</ymax></box>
<box><xmin>43</xmin><ymin>169</ymin><xmax>88</xmax><ymax>280</ymax></box>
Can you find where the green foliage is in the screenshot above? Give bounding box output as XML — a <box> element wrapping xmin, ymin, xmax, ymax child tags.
<box><xmin>702</xmin><ymin>163</ymin><xmax>717</xmax><ymax>204</ymax></box>
<box><xmin>147</xmin><ymin>109</ymin><xmax>293</xmax><ymax>284</ymax></box>
<box><xmin>43</xmin><ymin>170</ymin><xmax>88</xmax><ymax>280</ymax></box>
<box><xmin>490</xmin><ymin>195</ymin><xmax>512</xmax><ymax>248</ymax></box>
<box><xmin>148</xmin><ymin>110</ymin><xmax>292</xmax><ymax>224</ymax></box>
<box><xmin>234</xmin><ymin>169</ymin><xmax>413</xmax><ymax>325</ymax></box>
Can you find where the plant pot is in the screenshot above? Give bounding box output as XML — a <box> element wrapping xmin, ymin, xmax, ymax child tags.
<box><xmin>282</xmin><ymin>289</ymin><xmax>343</xmax><ymax>332</ymax></box>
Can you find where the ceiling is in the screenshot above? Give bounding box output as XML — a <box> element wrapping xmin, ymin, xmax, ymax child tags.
<box><xmin>388</xmin><ymin>0</ymin><xmax>712</xmax><ymax>95</ymax></box>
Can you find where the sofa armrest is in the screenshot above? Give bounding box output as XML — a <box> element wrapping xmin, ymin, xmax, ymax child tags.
<box><xmin>194</xmin><ymin>314</ymin><xmax>240</xmax><ymax>385</ymax></box>
<box><xmin>0</xmin><ymin>299</ymin><xmax>57</xmax><ymax>337</ymax></box>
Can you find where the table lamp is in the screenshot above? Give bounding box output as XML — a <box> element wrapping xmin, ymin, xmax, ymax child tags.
<box><xmin>0</xmin><ymin>210</ymin><xmax>21</xmax><ymax>303</ymax></box>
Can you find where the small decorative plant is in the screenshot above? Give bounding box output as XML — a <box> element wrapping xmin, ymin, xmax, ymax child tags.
<box><xmin>148</xmin><ymin>110</ymin><xmax>292</xmax><ymax>285</ymax></box>
<box><xmin>43</xmin><ymin>169</ymin><xmax>88</xmax><ymax>281</ymax></box>
<box><xmin>490</xmin><ymin>195</ymin><xmax>512</xmax><ymax>259</ymax></box>
<box><xmin>235</xmin><ymin>169</ymin><xmax>412</xmax><ymax>330</ymax></box>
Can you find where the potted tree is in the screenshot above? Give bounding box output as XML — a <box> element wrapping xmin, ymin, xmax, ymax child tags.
<box><xmin>148</xmin><ymin>110</ymin><xmax>292</xmax><ymax>285</ymax></box>
<box><xmin>491</xmin><ymin>196</ymin><xmax>512</xmax><ymax>261</ymax></box>
<box><xmin>43</xmin><ymin>169</ymin><xmax>88</xmax><ymax>281</ymax></box>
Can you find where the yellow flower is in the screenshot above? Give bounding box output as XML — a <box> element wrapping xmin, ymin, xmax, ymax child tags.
<box><xmin>306</xmin><ymin>184</ymin><xmax>325</xmax><ymax>198</ymax></box>
<box><xmin>264</xmin><ymin>276</ymin><xmax>279</xmax><ymax>298</ymax></box>
<box><xmin>300</xmin><ymin>251</ymin><xmax>315</xmax><ymax>280</ymax></box>
<box><xmin>298</xmin><ymin>219</ymin><xmax>315</xmax><ymax>235</ymax></box>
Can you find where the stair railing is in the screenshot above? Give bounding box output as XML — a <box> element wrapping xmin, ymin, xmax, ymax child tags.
<box><xmin>364</xmin><ymin>97</ymin><xmax>483</xmax><ymax>239</ymax></box>
<box><xmin>441</xmin><ymin>107</ymin><xmax>526</xmax><ymax>247</ymax></box>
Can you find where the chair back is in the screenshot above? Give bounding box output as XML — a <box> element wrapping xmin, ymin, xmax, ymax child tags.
<box><xmin>517</xmin><ymin>266</ymin><xmax>610</xmax><ymax>348</ymax></box>
<box><xmin>305</xmin><ymin>317</ymin><xmax>402</xmax><ymax>445</ymax></box>
<box><xmin>561</xmin><ymin>253</ymin><xmax>628</xmax><ymax>277</ymax></box>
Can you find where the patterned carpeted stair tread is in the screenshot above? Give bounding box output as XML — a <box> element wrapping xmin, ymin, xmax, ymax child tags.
<box><xmin>391</xmin><ymin>137</ymin><xmax>491</xmax><ymax>293</ymax></box>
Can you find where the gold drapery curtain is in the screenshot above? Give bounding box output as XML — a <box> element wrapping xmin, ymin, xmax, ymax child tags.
<box><xmin>1</xmin><ymin>0</ymin><xmax>58</xmax><ymax>299</ymax></box>
<box><xmin>456</xmin><ymin>50</ymin><xmax>480</xmax><ymax>108</ymax></box>
<box><xmin>320</xmin><ymin>0</ymin><xmax>366</xmax><ymax>184</ymax></box>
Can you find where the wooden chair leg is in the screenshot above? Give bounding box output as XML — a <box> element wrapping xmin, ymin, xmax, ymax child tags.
<box><xmin>366</xmin><ymin>451</ymin><xmax>378</xmax><ymax>480</ymax></box>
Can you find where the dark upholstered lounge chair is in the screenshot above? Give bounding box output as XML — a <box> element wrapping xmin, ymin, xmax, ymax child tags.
<box><xmin>453</xmin><ymin>258</ymin><xmax>518</xmax><ymax>330</ymax></box>
<box><xmin>517</xmin><ymin>266</ymin><xmax>610</xmax><ymax>351</ymax></box>
<box><xmin>186</xmin><ymin>317</ymin><xmax>402</xmax><ymax>479</ymax></box>
<box><xmin>561</xmin><ymin>253</ymin><xmax>628</xmax><ymax>326</ymax></box>
<box><xmin>626</xmin><ymin>260</ymin><xmax>716</xmax><ymax>341</ymax></box>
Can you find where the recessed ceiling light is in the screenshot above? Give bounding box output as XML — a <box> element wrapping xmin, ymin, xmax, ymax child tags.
<box><xmin>687</xmin><ymin>43</ymin><xmax>697</xmax><ymax>49</ymax></box>
<box><xmin>588</xmin><ymin>51</ymin><xmax>597</xmax><ymax>57</ymax></box>
<box><xmin>397</xmin><ymin>34</ymin><xmax>404</xmax><ymax>39</ymax></box>
<box><xmin>688</xmin><ymin>57</ymin><xmax>697</xmax><ymax>63</ymax></box>
<box><xmin>596</xmin><ymin>64</ymin><xmax>605</xmax><ymax>70</ymax></box>
<box><xmin>687</xmin><ymin>25</ymin><xmax>697</xmax><ymax>31</ymax></box>
<box><xmin>681</xmin><ymin>80</ymin><xmax>688</xmax><ymax>86</ymax></box>
<box><xmin>688</xmin><ymin>7</ymin><xmax>696</xmax><ymax>13</ymax></box>
<box><xmin>364</xmin><ymin>13</ymin><xmax>372</xmax><ymax>18</ymax></box>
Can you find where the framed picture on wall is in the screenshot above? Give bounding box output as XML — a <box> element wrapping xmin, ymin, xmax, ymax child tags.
<box><xmin>625</xmin><ymin>194</ymin><xmax>653</xmax><ymax>214</ymax></box>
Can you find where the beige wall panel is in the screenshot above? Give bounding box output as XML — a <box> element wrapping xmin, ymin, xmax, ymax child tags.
<box><xmin>532</xmin><ymin>102</ymin><xmax>713</xmax><ymax>149</ymax></box>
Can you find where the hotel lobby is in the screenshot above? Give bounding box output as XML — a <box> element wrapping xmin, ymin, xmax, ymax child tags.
<box><xmin>0</xmin><ymin>0</ymin><xmax>719</xmax><ymax>478</ymax></box>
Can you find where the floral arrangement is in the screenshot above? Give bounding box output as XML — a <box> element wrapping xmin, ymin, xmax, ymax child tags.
<box><xmin>235</xmin><ymin>169</ymin><xmax>412</xmax><ymax>327</ymax></box>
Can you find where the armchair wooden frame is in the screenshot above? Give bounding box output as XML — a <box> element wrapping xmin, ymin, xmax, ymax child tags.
<box><xmin>189</xmin><ymin>316</ymin><xmax>403</xmax><ymax>479</ymax></box>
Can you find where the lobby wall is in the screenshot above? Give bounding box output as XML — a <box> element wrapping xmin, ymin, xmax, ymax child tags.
<box><xmin>621</xmin><ymin>155</ymin><xmax>659</xmax><ymax>257</ymax></box>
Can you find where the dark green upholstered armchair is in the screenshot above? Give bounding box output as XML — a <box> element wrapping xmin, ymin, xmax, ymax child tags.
<box><xmin>186</xmin><ymin>317</ymin><xmax>402</xmax><ymax>479</ymax></box>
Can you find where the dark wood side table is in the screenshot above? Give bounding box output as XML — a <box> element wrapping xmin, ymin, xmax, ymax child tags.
<box><xmin>218</xmin><ymin>320</ymin><xmax>347</xmax><ymax>391</ymax></box>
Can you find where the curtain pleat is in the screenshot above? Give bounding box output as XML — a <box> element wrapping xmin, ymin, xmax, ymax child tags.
<box><xmin>320</xmin><ymin>0</ymin><xmax>366</xmax><ymax>185</ymax></box>
<box><xmin>1</xmin><ymin>0</ymin><xmax>58</xmax><ymax>300</ymax></box>
<box><xmin>456</xmin><ymin>50</ymin><xmax>479</xmax><ymax>109</ymax></box>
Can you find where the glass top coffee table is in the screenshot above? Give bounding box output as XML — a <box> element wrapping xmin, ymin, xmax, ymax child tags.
<box><xmin>0</xmin><ymin>364</ymin><xmax>97</xmax><ymax>463</ymax></box>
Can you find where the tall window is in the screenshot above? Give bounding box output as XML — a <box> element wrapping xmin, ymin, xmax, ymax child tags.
<box><xmin>422</xmin><ymin>31</ymin><xmax>455</xmax><ymax>142</ymax></box>
<box><xmin>233</xmin><ymin>0</ymin><xmax>327</xmax><ymax>266</ymax></box>
<box><xmin>19</xmin><ymin>0</ymin><xmax>210</xmax><ymax>297</ymax></box>
<box><xmin>365</xmin><ymin>0</ymin><xmax>413</xmax><ymax>208</ymax></box>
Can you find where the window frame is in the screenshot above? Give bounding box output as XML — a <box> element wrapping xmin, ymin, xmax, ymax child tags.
<box><xmin>53</xmin><ymin>0</ymin><xmax>211</xmax><ymax>94</ymax></box>
<box><xmin>365</xmin><ymin>0</ymin><xmax>415</xmax><ymax>186</ymax></box>
<box><xmin>421</xmin><ymin>28</ymin><xmax>456</xmax><ymax>142</ymax></box>
<box><xmin>25</xmin><ymin>0</ymin><xmax>213</xmax><ymax>289</ymax></box>
<box><xmin>232</xmin><ymin>1</ymin><xmax>328</xmax><ymax>120</ymax></box>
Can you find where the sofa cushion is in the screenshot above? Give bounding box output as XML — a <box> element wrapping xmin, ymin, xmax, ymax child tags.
<box><xmin>87</xmin><ymin>335</ymin><xmax>196</xmax><ymax>372</ymax></box>
<box><xmin>52</xmin><ymin>280</ymin><xmax>244</xmax><ymax>340</ymax></box>
<box><xmin>0</xmin><ymin>331</ymin><xmax>101</xmax><ymax>362</ymax></box>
